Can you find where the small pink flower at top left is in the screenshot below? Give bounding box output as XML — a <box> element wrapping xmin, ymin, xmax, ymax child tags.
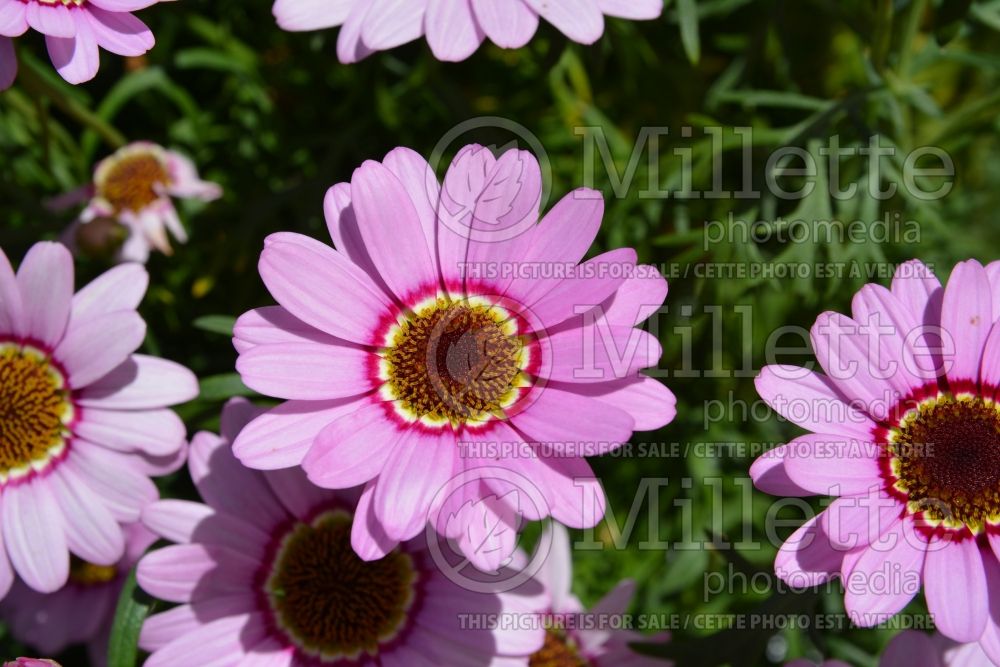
<box><xmin>0</xmin><ymin>0</ymin><xmax>164</xmax><ymax>90</ymax></box>
<box><xmin>57</xmin><ymin>141</ymin><xmax>222</xmax><ymax>263</ymax></box>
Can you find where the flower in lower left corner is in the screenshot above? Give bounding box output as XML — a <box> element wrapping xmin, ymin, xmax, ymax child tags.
<box><xmin>0</xmin><ymin>241</ymin><xmax>196</xmax><ymax>596</ymax></box>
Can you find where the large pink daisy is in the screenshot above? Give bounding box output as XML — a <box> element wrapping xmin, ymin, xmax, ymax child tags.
<box><xmin>750</xmin><ymin>259</ymin><xmax>1000</xmax><ymax>646</ymax></box>
<box><xmin>272</xmin><ymin>0</ymin><xmax>663</xmax><ymax>63</ymax></box>
<box><xmin>58</xmin><ymin>141</ymin><xmax>222</xmax><ymax>264</ymax></box>
<box><xmin>532</xmin><ymin>523</ymin><xmax>669</xmax><ymax>666</ymax></box>
<box><xmin>0</xmin><ymin>241</ymin><xmax>195</xmax><ymax>595</ymax></box>
<box><xmin>0</xmin><ymin>0</ymin><xmax>161</xmax><ymax>89</ymax></box>
<box><xmin>232</xmin><ymin>144</ymin><xmax>674</xmax><ymax>570</ymax></box>
<box><xmin>137</xmin><ymin>398</ymin><xmax>547</xmax><ymax>666</ymax></box>
<box><xmin>0</xmin><ymin>524</ymin><xmax>158</xmax><ymax>665</ymax></box>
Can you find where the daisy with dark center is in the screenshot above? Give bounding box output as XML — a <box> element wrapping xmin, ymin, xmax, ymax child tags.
<box><xmin>233</xmin><ymin>144</ymin><xmax>674</xmax><ymax>571</ymax></box>
<box><xmin>0</xmin><ymin>524</ymin><xmax>158</xmax><ymax>665</ymax></box>
<box><xmin>137</xmin><ymin>399</ymin><xmax>547</xmax><ymax>666</ymax></box>
<box><xmin>0</xmin><ymin>241</ymin><xmax>196</xmax><ymax>595</ymax></box>
<box><xmin>59</xmin><ymin>141</ymin><xmax>221</xmax><ymax>263</ymax></box>
<box><xmin>750</xmin><ymin>259</ymin><xmax>1000</xmax><ymax>650</ymax></box>
<box><xmin>529</xmin><ymin>524</ymin><xmax>669</xmax><ymax>667</ymax></box>
<box><xmin>0</xmin><ymin>0</ymin><xmax>161</xmax><ymax>89</ymax></box>
<box><xmin>272</xmin><ymin>0</ymin><xmax>663</xmax><ymax>63</ymax></box>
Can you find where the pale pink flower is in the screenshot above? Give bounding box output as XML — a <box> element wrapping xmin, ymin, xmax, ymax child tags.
<box><xmin>232</xmin><ymin>144</ymin><xmax>674</xmax><ymax>571</ymax></box>
<box><xmin>0</xmin><ymin>524</ymin><xmax>157</xmax><ymax>665</ymax></box>
<box><xmin>0</xmin><ymin>0</ymin><xmax>161</xmax><ymax>89</ymax></box>
<box><xmin>750</xmin><ymin>259</ymin><xmax>1000</xmax><ymax>647</ymax></box>
<box><xmin>137</xmin><ymin>398</ymin><xmax>547</xmax><ymax>666</ymax></box>
<box><xmin>0</xmin><ymin>241</ymin><xmax>196</xmax><ymax>595</ymax></box>
<box><xmin>532</xmin><ymin>523</ymin><xmax>669</xmax><ymax>666</ymax></box>
<box><xmin>881</xmin><ymin>630</ymin><xmax>994</xmax><ymax>667</ymax></box>
<box><xmin>273</xmin><ymin>0</ymin><xmax>663</xmax><ymax>62</ymax></box>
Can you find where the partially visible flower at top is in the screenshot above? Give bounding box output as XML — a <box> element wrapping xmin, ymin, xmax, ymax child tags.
<box><xmin>532</xmin><ymin>523</ymin><xmax>669</xmax><ymax>666</ymax></box>
<box><xmin>58</xmin><ymin>142</ymin><xmax>222</xmax><ymax>263</ymax></box>
<box><xmin>137</xmin><ymin>398</ymin><xmax>547</xmax><ymax>666</ymax></box>
<box><xmin>0</xmin><ymin>241</ymin><xmax>196</xmax><ymax>596</ymax></box>
<box><xmin>0</xmin><ymin>524</ymin><xmax>158</xmax><ymax>666</ymax></box>
<box><xmin>4</xmin><ymin>659</ymin><xmax>61</xmax><ymax>667</ymax></box>
<box><xmin>880</xmin><ymin>630</ymin><xmax>994</xmax><ymax>667</ymax></box>
<box><xmin>272</xmin><ymin>0</ymin><xmax>663</xmax><ymax>63</ymax></box>
<box><xmin>0</xmin><ymin>0</ymin><xmax>162</xmax><ymax>90</ymax></box>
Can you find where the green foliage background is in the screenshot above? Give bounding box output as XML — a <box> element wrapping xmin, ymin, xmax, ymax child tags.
<box><xmin>2</xmin><ymin>0</ymin><xmax>1000</xmax><ymax>665</ymax></box>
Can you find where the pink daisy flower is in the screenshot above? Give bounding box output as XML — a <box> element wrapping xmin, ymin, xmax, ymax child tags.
<box><xmin>0</xmin><ymin>524</ymin><xmax>158</xmax><ymax>666</ymax></box>
<box><xmin>137</xmin><ymin>398</ymin><xmax>547</xmax><ymax>666</ymax></box>
<box><xmin>232</xmin><ymin>144</ymin><xmax>674</xmax><ymax>570</ymax></box>
<box><xmin>0</xmin><ymin>0</ymin><xmax>161</xmax><ymax>89</ymax></box>
<box><xmin>0</xmin><ymin>241</ymin><xmax>196</xmax><ymax>595</ymax></box>
<box><xmin>58</xmin><ymin>141</ymin><xmax>222</xmax><ymax>263</ymax></box>
<box><xmin>272</xmin><ymin>0</ymin><xmax>663</xmax><ymax>63</ymax></box>
<box><xmin>749</xmin><ymin>259</ymin><xmax>1000</xmax><ymax>645</ymax></box>
<box><xmin>881</xmin><ymin>630</ymin><xmax>993</xmax><ymax>667</ymax></box>
<box><xmin>532</xmin><ymin>523</ymin><xmax>669</xmax><ymax>666</ymax></box>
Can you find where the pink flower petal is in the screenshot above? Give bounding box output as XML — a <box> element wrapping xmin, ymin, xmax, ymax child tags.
<box><xmin>141</xmin><ymin>500</ymin><xmax>269</xmax><ymax>556</ymax></box>
<box><xmin>360</xmin><ymin>0</ymin><xmax>427</xmax><ymax>50</ymax></box>
<box><xmin>781</xmin><ymin>434</ymin><xmax>882</xmax><ymax>497</ymax></box>
<box><xmin>76</xmin><ymin>407</ymin><xmax>185</xmax><ymax>457</ymax></box>
<box><xmin>85</xmin><ymin>6</ymin><xmax>154</xmax><ymax>57</ymax></box>
<box><xmin>49</xmin><ymin>465</ymin><xmax>125</xmax><ymax>565</ymax></box>
<box><xmin>27</xmin><ymin>2</ymin><xmax>75</xmax><ymax>38</ymax></box>
<box><xmin>819</xmin><ymin>490</ymin><xmax>902</xmax><ymax>550</ymax></box>
<box><xmin>851</xmin><ymin>283</ymin><xmax>931</xmax><ymax>393</ymax></box>
<box><xmin>350</xmin><ymin>160</ymin><xmax>438</xmax><ymax>305</ymax></box>
<box><xmin>510</xmin><ymin>385</ymin><xmax>635</xmax><ymax>454</ymax></box>
<box><xmin>0</xmin><ymin>36</ymin><xmax>14</xmax><ymax>91</ymax></box>
<box><xmin>67</xmin><ymin>441</ymin><xmax>158</xmax><ymax>522</ymax></box>
<box><xmin>426</xmin><ymin>0</ymin><xmax>484</xmax><ymax>62</ymax></box>
<box><xmin>336</xmin><ymin>0</ymin><xmax>375</xmax><ymax>62</ymax></box>
<box><xmin>924</xmin><ymin>536</ymin><xmax>988</xmax><ymax>642</ymax></box>
<box><xmin>528</xmin><ymin>248</ymin><xmax>637</xmax><ymax>331</ymax></box>
<box><xmin>273</xmin><ymin>0</ymin><xmax>353</xmax><ymax>30</ymax></box>
<box><xmin>755</xmin><ymin>365</ymin><xmax>876</xmax><ymax>440</ymax></box>
<box><xmin>15</xmin><ymin>242</ymin><xmax>73</xmax><ymax>349</ymax></box>
<box><xmin>535</xmin><ymin>452</ymin><xmax>605</xmax><ymax>529</ymax></box>
<box><xmin>46</xmin><ymin>24</ymin><xmax>100</xmax><ymax>85</ymax></box>
<box><xmin>775</xmin><ymin>515</ymin><xmax>851</xmax><ymax>588</ymax></box>
<box><xmin>259</xmin><ymin>233</ymin><xmax>394</xmax><ymax>345</ymax></box>
<box><xmin>598</xmin><ymin>0</ymin><xmax>663</xmax><ymax>19</ymax></box>
<box><xmin>351</xmin><ymin>480</ymin><xmax>399</xmax><ymax>560</ymax></box>
<box><xmin>524</xmin><ymin>0</ymin><xmax>604</xmax><ymax>44</ymax></box>
<box><xmin>55</xmin><ymin>310</ymin><xmax>145</xmax><ymax>388</ymax></box>
<box><xmin>842</xmin><ymin>519</ymin><xmax>925</xmax><ymax>626</ymax></box>
<box><xmin>374</xmin><ymin>427</ymin><xmax>457</xmax><ymax>541</ymax></box>
<box><xmin>750</xmin><ymin>445</ymin><xmax>812</xmax><ymax>497</ymax></box>
<box><xmin>88</xmin><ymin>0</ymin><xmax>158</xmax><ymax>10</ymax></box>
<box><xmin>574</xmin><ymin>376</ymin><xmax>676</xmax><ymax>431</ymax></box>
<box><xmin>2</xmin><ymin>481</ymin><xmax>69</xmax><ymax>593</ymax></box>
<box><xmin>982</xmin><ymin>321</ymin><xmax>1000</xmax><ymax>397</ymax></box>
<box><xmin>543</xmin><ymin>323</ymin><xmax>661</xmax><ymax>383</ymax></box>
<box><xmin>136</xmin><ymin>544</ymin><xmax>256</xmax><ymax>603</ymax></box>
<box><xmin>262</xmin><ymin>467</ymin><xmax>328</xmax><ymax>521</ymax></box>
<box><xmin>891</xmin><ymin>259</ymin><xmax>942</xmax><ymax>322</ymax></box>
<box><xmin>69</xmin><ymin>263</ymin><xmax>148</xmax><ymax>325</ymax></box>
<box><xmin>941</xmin><ymin>259</ymin><xmax>993</xmax><ymax>385</ymax></box>
<box><xmin>232</xmin><ymin>305</ymin><xmax>339</xmax><ymax>353</ymax></box>
<box><xmin>601</xmin><ymin>264</ymin><xmax>668</xmax><ymax>327</ymax></box>
<box><xmin>139</xmin><ymin>596</ymin><xmax>255</xmax><ymax>652</ymax></box>
<box><xmin>0</xmin><ymin>246</ymin><xmax>23</xmax><ymax>337</ymax></box>
<box><xmin>143</xmin><ymin>614</ymin><xmax>268</xmax><ymax>667</ymax></box>
<box><xmin>301</xmin><ymin>402</ymin><xmax>402</xmax><ymax>488</ymax></box>
<box><xmin>470</xmin><ymin>0</ymin><xmax>538</xmax><ymax>48</ymax></box>
<box><xmin>78</xmin><ymin>354</ymin><xmax>198</xmax><ymax>409</ymax></box>
<box><xmin>880</xmin><ymin>630</ymin><xmax>942</xmax><ymax>667</ymax></box>
<box><xmin>236</xmin><ymin>341</ymin><xmax>377</xmax><ymax>400</ymax></box>
<box><xmin>382</xmin><ymin>147</ymin><xmax>440</xmax><ymax>266</ymax></box>
<box><xmin>0</xmin><ymin>2</ymin><xmax>28</xmax><ymax>38</ymax></box>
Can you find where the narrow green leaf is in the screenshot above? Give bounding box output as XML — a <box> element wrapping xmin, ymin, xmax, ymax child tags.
<box><xmin>193</xmin><ymin>314</ymin><xmax>237</xmax><ymax>336</ymax></box>
<box><xmin>199</xmin><ymin>373</ymin><xmax>255</xmax><ymax>400</ymax></box>
<box><xmin>677</xmin><ymin>0</ymin><xmax>701</xmax><ymax>65</ymax></box>
<box><xmin>107</xmin><ymin>568</ymin><xmax>153</xmax><ymax>667</ymax></box>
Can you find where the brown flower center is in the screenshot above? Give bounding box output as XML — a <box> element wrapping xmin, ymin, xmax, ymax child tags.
<box><xmin>265</xmin><ymin>511</ymin><xmax>417</xmax><ymax>661</ymax></box>
<box><xmin>97</xmin><ymin>152</ymin><xmax>170</xmax><ymax>213</ymax></box>
<box><xmin>887</xmin><ymin>393</ymin><xmax>1000</xmax><ymax>532</ymax></box>
<box><xmin>383</xmin><ymin>299</ymin><xmax>525</xmax><ymax>425</ymax></box>
<box><xmin>0</xmin><ymin>344</ymin><xmax>72</xmax><ymax>480</ymax></box>
<box><xmin>530</xmin><ymin>629</ymin><xmax>590</xmax><ymax>667</ymax></box>
<box><xmin>69</xmin><ymin>557</ymin><xmax>118</xmax><ymax>587</ymax></box>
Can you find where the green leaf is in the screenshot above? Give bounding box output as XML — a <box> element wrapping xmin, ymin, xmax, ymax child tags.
<box><xmin>199</xmin><ymin>373</ymin><xmax>255</xmax><ymax>400</ymax></box>
<box><xmin>107</xmin><ymin>568</ymin><xmax>153</xmax><ymax>667</ymax></box>
<box><xmin>193</xmin><ymin>314</ymin><xmax>237</xmax><ymax>336</ymax></box>
<box><xmin>676</xmin><ymin>0</ymin><xmax>701</xmax><ymax>65</ymax></box>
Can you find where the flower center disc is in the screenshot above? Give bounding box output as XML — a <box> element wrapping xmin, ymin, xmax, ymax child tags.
<box><xmin>69</xmin><ymin>556</ymin><xmax>118</xmax><ymax>587</ymax></box>
<box><xmin>888</xmin><ymin>394</ymin><xmax>1000</xmax><ymax>531</ymax></box>
<box><xmin>530</xmin><ymin>629</ymin><xmax>589</xmax><ymax>667</ymax></box>
<box><xmin>0</xmin><ymin>344</ymin><xmax>72</xmax><ymax>481</ymax></box>
<box><xmin>265</xmin><ymin>511</ymin><xmax>418</xmax><ymax>661</ymax></box>
<box><xmin>97</xmin><ymin>152</ymin><xmax>170</xmax><ymax>213</ymax></box>
<box><xmin>384</xmin><ymin>300</ymin><xmax>525</xmax><ymax>425</ymax></box>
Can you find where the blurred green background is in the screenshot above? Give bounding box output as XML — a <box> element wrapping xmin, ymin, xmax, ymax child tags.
<box><xmin>3</xmin><ymin>0</ymin><xmax>1000</xmax><ymax>665</ymax></box>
